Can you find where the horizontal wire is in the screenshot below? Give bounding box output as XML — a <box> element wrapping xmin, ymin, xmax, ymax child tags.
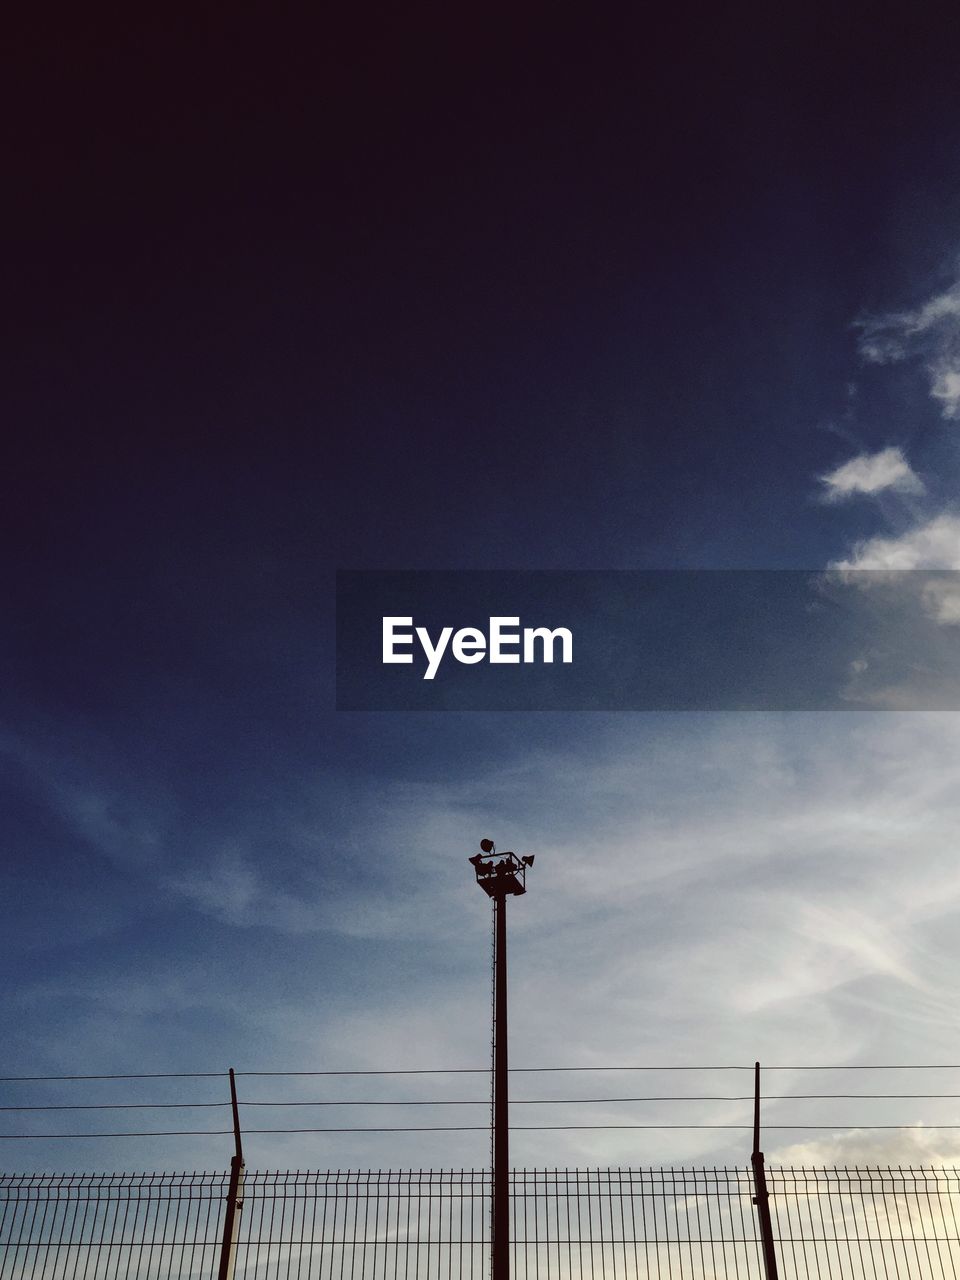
<box><xmin>227</xmin><ymin>1090</ymin><xmax>960</xmax><ymax>1106</ymax></box>
<box><xmin>6</xmin><ymin>1064</ymin><xmax>960</xmax><ymax>1082</ymax></box>
<box><xmin>5</xmin><ymin>1122</ymin><xmax>960</xmax><ymax>1138</ymax></box>
<box><xmin>0</xmin><ymin>1102</ymin><xmax>231</xmax><ymax>1111</ymax></box>
<box><xmin>7</xmin><ymin>1092</ymin><xmax>960</xmax><ymax>1111</ymax></box>
<box><xmin>0</xmin><ymin>1073</ymin><xmax>225</xmax><ymax>1082</ymax></box>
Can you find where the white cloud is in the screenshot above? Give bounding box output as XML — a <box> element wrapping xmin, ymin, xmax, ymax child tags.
<box><xmin>931</xmin><ymin>365</ymin><xmax>960</xmax><ymax>418</ymax></box>
<box><xmin>856</xmin><ymin>280</ymin><xmax>960</xmax><ymax>418</ymax></box>
<box><xmin>829</xmin><ymin>512</ymin><xmax>960</xmax><ymax>569</ymax></box>
<box><xmin>818</xmin><ymin>447</ymin><xmax>923</xmax><ymax>501</ymax></box>
<box><xmin>772</xmin><ymin>1126</ymin><xmax>960</xmax><ymax>1168</ymax></box>
<box><xmin>825</xmin><ymin>281</ymin><xmax>960</xmax><ymax>617</ymax></box>
<box><xmin>920</xmin><ymin>577</ymin><xmax>960</xmax><ymax>625</ymax></box>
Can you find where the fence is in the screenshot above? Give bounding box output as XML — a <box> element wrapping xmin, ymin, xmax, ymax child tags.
<box><xmin>3</xmin><ymin>1166</ymin><xmax>960</xmax><ymax>1280</ymax></box>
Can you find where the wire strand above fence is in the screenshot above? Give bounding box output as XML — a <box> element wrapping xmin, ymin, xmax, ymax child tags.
<box><xmin>8</xmin><ymin>1062</ymin><xmax>960</xmax><ymax>1082</ymax></box>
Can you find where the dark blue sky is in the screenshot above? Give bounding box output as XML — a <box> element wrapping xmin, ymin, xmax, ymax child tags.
<box><xmin>7</xmin><ymin>6</ymin><xmax>960</xmax><ymax>578</ymax></box>
<box><xmin>6</xmin><ymin>7</ymin><xmax>960</xmax><ymax>1173</ymax></box>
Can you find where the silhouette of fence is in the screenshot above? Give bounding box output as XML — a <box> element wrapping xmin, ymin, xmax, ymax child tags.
<box><xmin>3</xmin><ymin>1166</ymin><xmax>960</xmax><ymax>1279</ymax></box>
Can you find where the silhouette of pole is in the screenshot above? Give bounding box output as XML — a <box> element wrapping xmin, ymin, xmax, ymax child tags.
<box><xmin>467</xmin><ymin>840</ymin><xmax>534</xmax><ymax>1280</ymax></box>
<box><xmin>493</xmin><ymin>889</ymin><xmax>509</xmax><ymax>1280</ymax></box>
<box><xmin>750</xmin><ymin>1061</ymin><xmax>780</xmax><ymax>1280</ymax></box>
<box><xmin>217</xmin><ymin>1067</ymin><xmax>245</xmax><ymax>1280</ymax></box>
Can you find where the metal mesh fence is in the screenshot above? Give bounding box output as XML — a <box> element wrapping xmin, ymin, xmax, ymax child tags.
<box><xmin>3</xmin><ymin>1166</ymin><xmax>960</xmax><ymax>1279</ymax></box>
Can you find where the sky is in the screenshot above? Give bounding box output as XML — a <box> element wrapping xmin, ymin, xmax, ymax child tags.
<box><xmin>6</xmin><ymin>7</ymin><xmax>960</xmax><ymax>1175</ymax></box>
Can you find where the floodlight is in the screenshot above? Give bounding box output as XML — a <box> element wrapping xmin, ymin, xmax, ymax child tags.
<box><xmin>469</xmin><ymin>841</ymin><xmax>532</xmax><ymax>898</ymax></box>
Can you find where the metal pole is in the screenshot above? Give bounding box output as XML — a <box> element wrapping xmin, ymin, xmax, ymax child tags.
<box><xmin>217</xmin><ymin>1067</ymin><xmax>245</xmax><ymax>1280</ymax></box>
<box><xmin>492</xmin><ymin>890</ymin><xmax>510</xmax><ymax>1280</ymax></box>
<box><xmin>750</xmin><ymin>1061</ymin><xmax>779</xmax><ymax>1280</ymax></box>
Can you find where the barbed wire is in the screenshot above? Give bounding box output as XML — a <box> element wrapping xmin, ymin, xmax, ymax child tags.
<box><xmin>3</xmin><ymin>1122</ymin><xmax>960</xmax><ymax>1139</ymax></box>
<box><xmin>6</xmin><ymin>1063</ymin><xmax>960</xmax><ymax>1082</ymax></box>
<box><xmin>5</xmin><ymin>1091</ymin><xmax>960</xmax><ymax>1111</ymax></box>
<box><xmin>5</xmin><ymin>1064</ymin><xmax>960</xmax><ymax>1140</ymax></box>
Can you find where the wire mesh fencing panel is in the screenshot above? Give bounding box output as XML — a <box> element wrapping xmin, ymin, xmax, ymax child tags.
<box><xmin>2</xmin><ymin>1166</ymin><xmax>960</xmax><ymax>1280</ymax></box>
<box><xmin>767</xmin><ymin>1167</ymin><xmax>960</xmax><ymax>1280</ymax></box>
<box><xmin>0</xmin><ymin>1171</ymin><xmax>227</xmax><ymax>1280</ymax></box>
<box><xmin>233</xmin><ymin>1170</ymin><xmax>490</xmax><ymax>1280</ymax></box>
<box><xmin>510</xmin><ymin>1169</ymin><xmax>763</xmax><ymax>1280</ymax></box>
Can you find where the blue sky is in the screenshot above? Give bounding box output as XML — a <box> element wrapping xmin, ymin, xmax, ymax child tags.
<box><xmin>5</xmin><ymin>8</ymin><xmax>960</xmax><ymax>1174</ymax></box>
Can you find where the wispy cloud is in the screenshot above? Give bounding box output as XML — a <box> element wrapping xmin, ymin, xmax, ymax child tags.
<box><xmin>821</xmin><ymin>269</ymin><xmax>960</xmax><ymax>674</ymax></box>
<box><xmin>9</xmin><ymin>711</ymin><xmax>960</xmax><ymax>1171</ymax></box>
<box><xmin>829</xmin><ymin>512</ymin><xmax>960</xmax><ymax>569</ymax></box>
<box><xmin>772</xmin><ymin>1126</ymin><xmax>960</xmax><ymax>1167</ymax></box>
<box><xmin>819</xmin><ymin>269</ymin><xmax>960</xmax><ymax>591</ymax></box>
<box><xmin>856</xmin><ymin>278</ymin><xmax>960</xmax><ymax>418</ymax></box>
<box><xmin>818</xmin><ymin>447</ymin><xmax>923</xmax><ymax>502</ymax></box>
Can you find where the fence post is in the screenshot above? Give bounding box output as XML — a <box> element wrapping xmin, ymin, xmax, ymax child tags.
<box><xmin>217</xmin><ymin>1068</ymin><xmax>245</xmax><ymax>1280</ymax></box>
<box><xmin>750</xmin><ymin>1061</ymin><xmax>780</xmax><ymax>1280</ymax></box>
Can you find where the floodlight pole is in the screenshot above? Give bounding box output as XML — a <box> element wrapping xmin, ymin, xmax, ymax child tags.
<box><xmin>492</xmin><ymin>888</ymin><xmax>509</xmax><ymax>1280</ymax></box>
<box><xmin>468</xmin><ymin>843</ymin><xmax>532</xmax><ymax>1280</ymax></box>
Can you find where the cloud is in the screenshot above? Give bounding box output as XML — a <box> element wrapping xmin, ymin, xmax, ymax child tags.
<box><xmin>932</xmin><ymin>367</ymin><xmax>960</xmax><ymax>416</ymax></box>
<box><xmin>818</xmin><ymin>447</ymin><xmax>923</xmax><ymax>501</ymax></box>
<box><xmin>165</xmin><ymin>848</ymin><xmax>322</xmax><ymax>932</ymax></box>
<box><xmin>920</xmin><ymin>577</ymin><xmax>960</xmax><ymax>625</ymax></box>
<box><xmin>11</xmin><ymin>711</ymin><xmax>960</xmax><ymax>1171</ymax></box>
<box><xmin>824</xmin><ymin>274</ymin><xmax>960</xmax><ymax>636</ymax></box>
<box><xmin>856</xmin><ymin>279</ymin><xmax>960</xmax><ymax>418</ymax></box>
<box><xmin>829</xmin><ymin>512</ymin><xmax>960</xmax><ymax>569</ymax></box>
<box><xmin>772</xmin><ymin>1125</ymin><xmax>960</xmax><ymax>1168</ymax></box>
